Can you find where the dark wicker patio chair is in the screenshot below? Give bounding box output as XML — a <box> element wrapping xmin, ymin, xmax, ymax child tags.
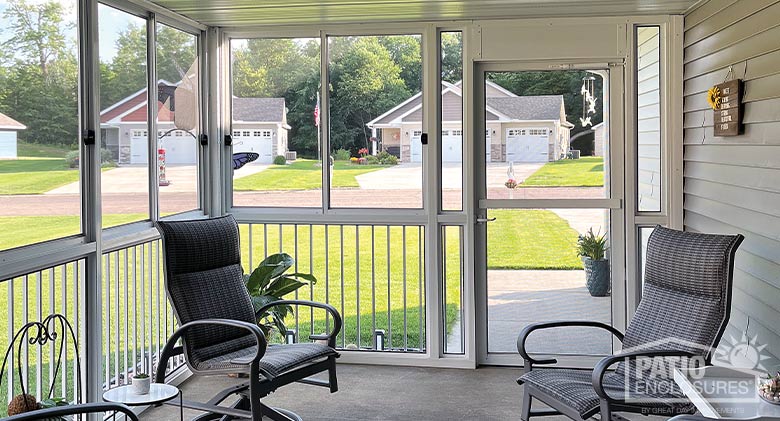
<box><xmin>154</xmin><ymin>215</ymin><xmax>341</xmax><ymax>421</ymax></box>
<box><xmin>517</xmin><ymin>226</ymin><xmax>743</xmax><ymax>421</ymax></box>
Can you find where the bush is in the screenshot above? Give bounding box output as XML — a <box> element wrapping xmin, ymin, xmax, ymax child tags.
<box><xmin>65</xmin><ymin>150</ymin><xmax>79</xmax><ymax>168</ymax></box>
<box><xmin>334</xmin><ymin>149</ymin><xmax>351</xmax><ymax>161</ymax></box>
<box><xmin>365</xmin><ymin>155</ymin><xmax>380</xmax><ymax>165</ymax></box>
<box><xmin>380</xmin><ymin>154</ymin><xmax>398</xmax><ymax>165</ymax></box>
<box><xmin>101</xmin><ymin>149</ymin><xmax>114</xmax><ymax>164</ymax></box>
<box><xmin>273</xmin><ymin>155</ymin><xmax>287</xmax><ymax>165</ymax></box>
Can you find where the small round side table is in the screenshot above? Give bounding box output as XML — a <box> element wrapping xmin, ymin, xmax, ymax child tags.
<box><xmin>103</xmin><ymin>383</ymin><xmax>182</xmax><ymax>420</ymax></box>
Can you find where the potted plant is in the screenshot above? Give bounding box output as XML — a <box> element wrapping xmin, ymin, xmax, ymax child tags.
<box><xmin>577</xmin><ymin>228</ymin><xmax>610</xmax><ymax>297</ymax></box>
<box><xmin>244</xmin><ymin>253</ymin><xmax>317</xmax><ymax>338</ymax></box>
<box><xmin>132</xmin><ymin>373</ymin><xmax>150</xmax><ymax>395</ymax></box>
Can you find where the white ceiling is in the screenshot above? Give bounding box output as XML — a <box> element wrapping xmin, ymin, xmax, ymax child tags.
<box><xmin>147</xmin><ymin>0</ymin><xmax>698</xmax><ymax>27</ymax></box>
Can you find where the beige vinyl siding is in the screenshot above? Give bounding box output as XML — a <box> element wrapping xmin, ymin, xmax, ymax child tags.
<box><xmin>684</xmin><ymin>0</ymin><xmax>780</xmax><ymax>365</ymax></box>
<box><xmin>637</xmin><ymin>27</ymin><xmax>662</xmax><ymax>211</ymax></box>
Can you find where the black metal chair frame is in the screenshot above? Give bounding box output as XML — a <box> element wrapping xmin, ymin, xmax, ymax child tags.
<box><xmin>4</xmin><ymin>402</ymin><xmax>138</xmax><ymax>421</ymax></box>
<box><xmin>155</xmin><ymin>300</ymin><xmax>341</xmax><ymax>421</ymax></box>
<box><xmin>517</xmin><ymin>229</ymin><xmax>744</xmax><ymax>421</ymax></box>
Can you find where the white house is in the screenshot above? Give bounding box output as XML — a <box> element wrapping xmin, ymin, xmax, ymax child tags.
<box><xmin>100</xmin><ymin>81</ymin><xmax>290</xmax><ymax>165</ymax></box>
<box><xmin>0</xmin><ymin>112</ymin><xmax>26</xmax><ymax>159</ymax></box>
<box><xmin>366</xmin><ymin>80</ymin><xmax>573</xmax><ymax>163</ymax></box>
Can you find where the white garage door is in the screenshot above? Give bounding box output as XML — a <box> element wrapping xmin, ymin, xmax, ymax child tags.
<box><xmin>506</xmin><ymin>128</ymin><xmax>548</xmax><ymax>163</ymax></box>
<box><xmin>159</xmin><ymin>130</ymin><xmax>198</xmax><ymax>164</ymax></box>
<box><xmin>233</xmin><ymin>129</ymin><xmax>274</xmax><ymax>164</ymax></box>
<box><xmin>442</xmin><ymin>129</ymin><xmax>462</xmax><ymax>162</ymax></box>
<box><xmin>130</xmin><ymin>130</ymin><xmax>148</xmax><ymax>164</ymax></box>
<box><xmin>410</xmin><ymin>130</ymin><xmax>422</xmax><ymax>163</ymax></box>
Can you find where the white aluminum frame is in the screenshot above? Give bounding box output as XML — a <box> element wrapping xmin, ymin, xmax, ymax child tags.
<box><xmin>473</xmin><ymin>59</ymin><xmax>627</xmax><ymax>368</ymax></box>
<box><xmin>0</xmin><ymin>9</ymin><xmax>685</xmax><ymax>382</ymax></box>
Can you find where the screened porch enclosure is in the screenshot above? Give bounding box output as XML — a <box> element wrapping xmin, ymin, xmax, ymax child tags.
<box><xmin>0</xmin><ymin>0</ymin><xmax>693</xmax><ymax>419</ymax></box>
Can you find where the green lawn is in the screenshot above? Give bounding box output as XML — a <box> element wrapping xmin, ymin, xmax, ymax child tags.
<box><xmin>521</xmin><ymin>156</ymin><xmax>604</xmax><ymax>187</ymax></box>
<box><xmin>233</xmin><ymin>159</ymin><xmax>389</xmax><ymax>191</ymax></box>
<box><xmin>16</xmin><ymin>141</ymin><xmax>75</xmax><ymax>158</ymax></box>
<box><xmin>488</xmin><ymin>209</ymin><xmax>582</xmax><ymax>270</ymax></box>
<box><xmin>0</xmin><ymin>158</ymin><xmax>81</xmax><ymax>195</ymax></box>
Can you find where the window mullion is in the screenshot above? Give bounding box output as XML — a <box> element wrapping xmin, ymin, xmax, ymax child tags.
<box><xmin>147</xmin><ymin>13</ymin><xmax>160</xmax><ymax>221</ymax></box>
<box><xmin>321</xmin><ymin>30</ymin><xmax>331</xmax><ymax>213</ymax></box>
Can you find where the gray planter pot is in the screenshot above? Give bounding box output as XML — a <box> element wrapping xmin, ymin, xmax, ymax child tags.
<box><xmin>583</xmin><ymin>258</ymin><xmax>610</xmax><ymax>297</ymax></box>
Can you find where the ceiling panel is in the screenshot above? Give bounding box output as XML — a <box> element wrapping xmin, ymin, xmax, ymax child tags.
<box><xmin>147</xmin><ymin>0</ymin><xmax>697</xmax><ymax>27</ymax></box>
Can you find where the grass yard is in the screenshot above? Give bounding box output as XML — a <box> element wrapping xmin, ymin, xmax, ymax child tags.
<box><xmin>16</xmin><ymin>141</ymin><xmax>75</xmax><ymax>158</ymax></box>
<box><xmin>521</xmin><ymin>156</ymin><xmax>604</xmax><ymax>187</ymax></box>
<box><xmin>233</xmin><ymin>159</ymin><xmax>389</xmax><ymax>191</ymax></box>
<box><xmin>0</xmin><ymin>215</ymin><xmax>144</xmax><ymax>251</ymax></box>
<box><xmin>488</xmin><ymin>209</ymin><xmax>582</xmax><ymax>270</ymax></box>
<box><xmin>0</xmin><ymin>158</ymin><xmax>80</xmax><ymax>195</ymax></box>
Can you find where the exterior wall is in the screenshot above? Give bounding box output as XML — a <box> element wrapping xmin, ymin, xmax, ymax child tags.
<box><xmin>683</xmin><ymin>0</ymin><xmax>780</xmax><ymax>364</ymax></box>
<box><xmin>102</xmin><ymin>127</ymin><xmax>120</xmax><ymax>161</ymax></box>
<box><xmin>0</xmin><ymin>131</ymin><xmax>18</xmax><ymax>158</ymax></box>
<box><xmin>638</xmin><ymin>26</ymin><xmax>662</xmax><ymax>210</ymax></box>
<box><xmin>487</xmin><ymin>122</ymin><xmax>503</xmax><ymax>162</ymax></box>
<box><xmin>593</xmin><ymin>123</ymin><xmax>605</xmax><ymax>157</ymax></box>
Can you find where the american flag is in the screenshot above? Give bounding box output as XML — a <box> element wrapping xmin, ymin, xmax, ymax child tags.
<box><xmin>314</xmin><ymin>92</ymin><xmax>320</xmax><ymax>127</ymax></box>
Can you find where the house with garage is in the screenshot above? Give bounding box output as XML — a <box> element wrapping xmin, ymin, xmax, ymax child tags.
<box><xmin>101</xmin><ymin>81</ymin><xmax>290</xmax><ymax>165</ymax></box>
<box><xmin>367</xmin><ymin>80</ymin><xmax>573</xmax><ymax>163</ymax></box>
<box><xmin>0</xmin><ymin>112</ymin><xmax>26</xmax><ymax>159</ymax></box>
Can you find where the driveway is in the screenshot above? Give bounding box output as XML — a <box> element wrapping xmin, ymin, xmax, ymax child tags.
<box><xmin>356</xmin><ymin>162</ymin><xmax>544</xmax><ymax>190</ymax></box>
<box><xmin>45</xmin><ymin>163</ymin><xmax>269</xmax><ymax>194</ymax></box>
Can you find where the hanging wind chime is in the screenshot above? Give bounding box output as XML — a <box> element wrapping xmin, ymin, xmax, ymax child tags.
<box><xmin>580</xmin><ymin>76</ymin><xmax>597</xmax><ymax>127</ymax></box>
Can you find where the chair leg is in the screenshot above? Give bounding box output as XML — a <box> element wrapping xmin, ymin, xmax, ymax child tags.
<box><xmin>521</xmin><ymin>386</ymin><xmax>533</xmax><ymax>421</ymax></box>
<box><xmin>249</xmin><ymin>365</ymin><xmax>264</xmax><ymax>421</ymax></box>
<box><xmin>328</xmin><ymin>357</ymin><xmax>339</xmax><ymax>393</ymax></box>
<box><xmin>599</xmin><ymin>400</ymin><xmax>612</xmax><ymax>421</ymax></box>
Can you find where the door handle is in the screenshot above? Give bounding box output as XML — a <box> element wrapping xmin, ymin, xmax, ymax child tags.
<box><xmin>476</xmin><ymin>217</ymin><xmax>496</xmax><ymax>224</ymax></box>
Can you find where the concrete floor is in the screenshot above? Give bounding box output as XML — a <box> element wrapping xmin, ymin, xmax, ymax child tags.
<box><xmin>142</xmin><ymin>364</ymin><xmax>670</xmax><ymax>421</ymax></box>
<box><xmin>142</xmin><ymin>364</ymin><xmax>552</xmax><ymax>421</ymax></box>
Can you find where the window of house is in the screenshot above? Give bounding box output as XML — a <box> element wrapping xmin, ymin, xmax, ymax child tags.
<box><xmin>156</xmin><ymin>22</ymin><xmax>200</xmax><ymax>217</ymax></box>
<box><xmin>441</xmin><ymin>31</ymin><xmax>463</xmax><ymax>212</ymax></box>
<box><xmin>329</xmin><ymin>34</ymin><xmax>424</xmax><ymax>209</ymax></box>
<box><xmin>99</xmin><ymin>4</ymin><xmax>149</xmax><ymax>229</ymax></box>
<box><xmin>230</xmin><ymin>37</ymin><xmax>322</xmax><ymax>208</ymax></box>
<box><xmin>636</xmin><ymin>26</ymin><xmax>662</xmax><ymax>212</ymax></box>
<box><xmin>0</xmin><ymin>0</ymin><xmax>81</xmax><ymax>251</ymax></box>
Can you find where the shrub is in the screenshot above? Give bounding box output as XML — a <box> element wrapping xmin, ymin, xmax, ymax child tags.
<box><xmin>334</xmin><ymin>149</ymin><xmax>351</xmax><ymax>161</ymax></box>
<box><xmin>349</xmin><ymin>157</ymin><xmax>359</xmax><ymax>164</ymax></box>
<box><xmin>377</xmin><ymin>150</ymin><xmax>392</xmax><ymax>160</ymax></box>
<box><xmin>380</xmin><ymin>154</ymin><xmax>398</xmax><ymax>165</ymax></box>
<box><xmin>365</xmin><ymin>155</ymin><xmax>380</xmax><ymax>165</ymax></box>
<box><xmin>101</xmin><ymin>149</ymin><xmax>114</xmax><ymax>164</ymax></box>
<box><xmin>273</xmin><ymin>155</ymin><xmax>287</xmax><ymax>165</ymax></box>
<box><xmin>65</xmin><ymin>150</ymin><xmax>79</xmax><ymax>168</ymax></box>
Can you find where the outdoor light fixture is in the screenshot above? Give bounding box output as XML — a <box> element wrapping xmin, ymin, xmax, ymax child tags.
<box><xmin>285</xmin><ymin>329</ymin><xmax>297</xmax><ymax>344</ymax></box>
<box><xmin>580</xmin><ymin>76</ymin><xmax>597</xmax><ymax>127</ymax></box>
<box><xmin>374</xmin><ymin>329</ymin><xmax>386</xmax><ymax>350</ymax></box>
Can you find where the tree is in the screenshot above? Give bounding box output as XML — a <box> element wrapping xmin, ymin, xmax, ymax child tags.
<box><xmin>440</xmin><ymin>32</ymin><xmax>463</xmax><ymax>84</ymax></box>
<box><xmin>0</xmin><ymin>0</ymin><xmax>78</xmax><ymax>147</ymax></box>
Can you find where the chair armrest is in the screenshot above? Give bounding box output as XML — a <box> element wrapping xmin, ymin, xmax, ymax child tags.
<box><xmin>256</xmin><ymin>300</ymin><xmax>342</xmax><ymax>349</ymax></box>
<box><xmin>4</xmin><ymin>403</ymin><xmax>138</xmax><ymax>421</ymax></box>
<box><xmin>517</xmin><ymin>321</ymin><xmax>624</xmax><ymax>367</ymax></box>
<box><xmin>154</xmin><ymin>318</ymin><xmax>267</xmax><ymax>383</ymax></box>
<box><xmin>591</xmin><ymin>349</ymin><xmax>699</xmax><ymax>403</ymax></box>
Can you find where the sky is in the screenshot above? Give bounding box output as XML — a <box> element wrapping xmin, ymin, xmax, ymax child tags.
<box><xmin>0</xmin><ymin>0</ymin><xmax>144</xmax><ymax>62</ymax></box>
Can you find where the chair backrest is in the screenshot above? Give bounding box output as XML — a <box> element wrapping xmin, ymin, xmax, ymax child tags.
<box><xmin>620</xmin><ymin>226</ymin><xmax>743</xmax><ymax>372</ymax></box>
<box><xmin>157</xmin><ymin>215</ymin><xmax>256</xmax><ymax>368</ymax></box>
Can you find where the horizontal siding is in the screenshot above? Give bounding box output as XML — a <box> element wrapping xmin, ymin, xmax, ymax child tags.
<box><xmin>684</xmin><ymin>0</ymin><xmax>780</xmax><ymax>366</ymax></box>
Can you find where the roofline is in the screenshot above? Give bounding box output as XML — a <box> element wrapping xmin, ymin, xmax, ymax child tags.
<box><xmin>366</xmin><ymin>80</ymin><xmax>462</xmax><ymax>127</ymax></box>
<box><xmin>232</xmin><ymin>120</ymin><xmax>288</xmax><ymax>125</ymax></box>
<box><xmin>0</xmin><ymin>125</ymin><xmax>25</xmax><ymax>130</ymax></box>
<box><xmin>370</xmin><ymin>119</ymin><xmax>567</xmax><ymax>129</ymax></box>
<box><xmin>100</xmin><ymin>79</ymin><xmax>178</xmax><ymax>115</ymax></box>
<box><xmin>485</xmin><ymin>80</ymin><xmax>518</xmax><ymax>97</ymax></box>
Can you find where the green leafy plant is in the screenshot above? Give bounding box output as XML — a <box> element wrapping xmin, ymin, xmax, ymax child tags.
<box><xmin>244</xmin><ymin>253</ymin><xmax>317</xmax><ymax>337</ymax></box>
<box><xmin>334</xmin><ymin>149</ymin><xmax>351</xmax><ymax>161</ymax></box>
<box><xmin>273</xmin><ymin>155</ymin><xmax>287</xmax><ymax>165</ymax></box>
<box><xmin>379</xmin><ymin>154</ymin><xmax>398</xmax><ymax>165</ymax></box>
<box><xmin>365</xmin><ymin>155</ymin><xmax>380</xmax><ymax>164</ymax></box>
<box><xmin>133</xmin><ymin>373</ymin><xmax>149</xmax><ymax>379</ymax></box>
<box><xmin>577</xmin><ymin>228</ymin><xmax>608</xmax><ymax>261</ymax></box>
